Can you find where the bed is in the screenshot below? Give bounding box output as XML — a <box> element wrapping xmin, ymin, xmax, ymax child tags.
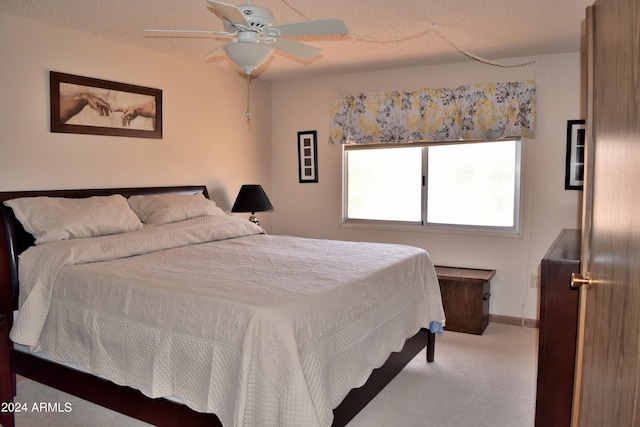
<box><xmin>0</xmin><ymin>185</ymin><xmax>445</xmax><ymax>427</ymax></box>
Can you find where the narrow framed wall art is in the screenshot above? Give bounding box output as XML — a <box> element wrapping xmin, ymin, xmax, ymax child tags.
<box><xmin>565</xmin><ymin>119</ymin><xmax>586</xmax><ymax>190</ymax></box>
<box><xmin>298</xmin><ymin>130</ymin><xmax>318</xmax><ymax>183</ymax></box>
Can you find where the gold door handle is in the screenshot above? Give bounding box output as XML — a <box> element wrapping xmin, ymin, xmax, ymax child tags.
<box><xmin>571</xmin><ymin>272</ymin><xmax>593</xmax><ymax>289</ymax></box>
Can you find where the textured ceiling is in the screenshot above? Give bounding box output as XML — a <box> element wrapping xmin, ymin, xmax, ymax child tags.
<box><xmin>0</xmin><ymin>0</ymin><xmax>592</xmax><ymax>81</ymax></box>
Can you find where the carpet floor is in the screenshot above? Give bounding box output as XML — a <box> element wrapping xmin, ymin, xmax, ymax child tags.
<box><xmin>11</xmin><ymin>323</ymin><xmax>538</xmax><ymax>426</ymax></box>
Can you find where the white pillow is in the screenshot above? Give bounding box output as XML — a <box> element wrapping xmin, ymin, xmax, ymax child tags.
<box><xmin>4</xmin><ymin>194</ymin><xmax>143</xmax><ymax>245</ymax></box>
<box><xmin>127</xmin><ymin>193</ymin><xmax>225</xmax><ymax>225</ymax></box>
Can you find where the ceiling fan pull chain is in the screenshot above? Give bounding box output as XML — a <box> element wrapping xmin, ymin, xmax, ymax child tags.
<box><xmin>246</xmin><ymin>73</ymin><xmax>252</xmax><ymax>124</ymax></box>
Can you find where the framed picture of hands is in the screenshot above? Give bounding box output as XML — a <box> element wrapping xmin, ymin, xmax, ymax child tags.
<box><xmin>50</xmin><ymin>71</ymin><xmax>162</xmax><ymax>139</ymax></box>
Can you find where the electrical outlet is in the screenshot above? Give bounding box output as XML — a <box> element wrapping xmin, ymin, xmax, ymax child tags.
<box><xmin>530</xmin><ymin>274</ymin><xmax>540</xmax><ymax>288</ymax></box>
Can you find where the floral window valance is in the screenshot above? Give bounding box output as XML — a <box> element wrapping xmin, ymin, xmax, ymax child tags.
<box><xmin>329</xmin><ymin>80</ymin><xmax>536</xmax><ymax>144</ymax></box>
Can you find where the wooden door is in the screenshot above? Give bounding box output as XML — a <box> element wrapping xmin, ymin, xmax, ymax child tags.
<box><xmin>573</xmin><ymin>1</ymin><xmax>640</xmax><ymax>425</ymax></box>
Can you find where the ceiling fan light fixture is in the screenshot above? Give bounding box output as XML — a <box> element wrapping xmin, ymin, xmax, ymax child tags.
<box><xmin>223</xmin><ymin>42</ymin><xmax>274</xmax><ymax>75</ymax></box>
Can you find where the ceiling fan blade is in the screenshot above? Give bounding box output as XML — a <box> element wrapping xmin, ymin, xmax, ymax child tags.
<box><xmin>144</xmin><ymin>29</ymin><xmax>234</xmax><ymax>36</ymax></box>
<box><xmin>270</xmin><ymin>18</ymin><xmax>348</xmax><ymax>37</ymax></box>
<box><xmin>205</xmin><ymin>0</ymin><xmax>248</xmax><ymax>26</ymax></box>
<box><xmin>203</xmin><ymin>43</ymin><xmax>229</xmax><ymax>61</ymax></box>
<box><xmin>270</xmin><ymin>38</ymin><xmax>322</xmax><ymax>60</ymax></box>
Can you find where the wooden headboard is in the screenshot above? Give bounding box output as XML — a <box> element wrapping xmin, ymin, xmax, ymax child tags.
<box><xmin>0</xmin><ymin>186</ymin><xmax>208</xmax><ymax>316</ymax></box>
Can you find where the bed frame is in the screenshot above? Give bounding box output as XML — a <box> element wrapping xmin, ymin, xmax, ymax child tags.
<box><xmin>0</xmin><ymin>185</ymin><xmax>436</xmax><ymax>427</ymax></box>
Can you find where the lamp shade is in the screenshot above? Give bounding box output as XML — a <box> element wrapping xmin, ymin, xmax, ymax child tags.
<box><xmin>231</xmin><ymin>184</ymin><xmax>274</xmax><ymax>214</ymax></box>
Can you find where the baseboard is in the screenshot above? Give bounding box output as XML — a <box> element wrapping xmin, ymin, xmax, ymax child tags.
<box><xmin>489</xmin><ymin>314</ymin><xmax>539</xmax><ymax>328</ymax></box>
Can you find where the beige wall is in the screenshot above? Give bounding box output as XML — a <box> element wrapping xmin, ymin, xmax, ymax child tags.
<box><xmin>0</xmin><ymin>13</ymin><xmax>273</xmax><ymax>231</ymax></box>
<box><xmin>270</xmin><ymin>53</ymin><xmax>584</xmax><ymax>320</ymax></box>
<box><xmin>1</xmin><ymin>11</ymin><xmax>584</xmax><ymax>320</ymax></box>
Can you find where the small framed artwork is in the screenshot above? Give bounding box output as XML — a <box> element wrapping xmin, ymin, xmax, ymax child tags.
<box><xmin>298</xmin><ymin>130</ymin><xmax>318</xmax><ymax>183</ymax></box>
<box><xmin>565</xmin><ymin>120</ymin><xmax>586</xmax><ymax>190</ymax></box>
<box><xmin>50</xmin><ymin>71</ymin><xmax>162</xmax><ymax>139</ymax></box>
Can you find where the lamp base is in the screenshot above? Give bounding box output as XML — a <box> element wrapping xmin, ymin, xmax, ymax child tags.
<box><xmin>248</xmin><ymin>214</ymin><xmax>260</xmax><ymax>226</ymax></box>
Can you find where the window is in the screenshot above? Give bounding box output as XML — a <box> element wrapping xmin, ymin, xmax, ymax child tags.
<box><xmin>343</xmin><ymin>139</ymin><xmax>522</xmax><ymax>235</ymax></box>
<box><xmin>346</xmin><ymin>146</ymin><xmax>423</xmax><ymax>222</ymax></box>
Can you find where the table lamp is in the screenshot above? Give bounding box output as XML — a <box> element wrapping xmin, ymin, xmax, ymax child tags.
<box><xmin>231</xmin><ymin>184</ymin><xmax>273</xmax><ymax>226</ymax></box>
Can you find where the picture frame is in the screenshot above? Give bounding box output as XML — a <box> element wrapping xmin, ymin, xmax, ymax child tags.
<box><xmin>298</xmin><ymin>130</ymin><xmax>318</xmax><ymax>183</ymax></box>
<box><xmin>50</xmin><ymin>71</ymin><xmax>162</xmax><ymax>139</ymax></box>
<box><xmin>565</xmin><ymin>119</ymin><xmax>586</xmax><ymax>190</ymax></box>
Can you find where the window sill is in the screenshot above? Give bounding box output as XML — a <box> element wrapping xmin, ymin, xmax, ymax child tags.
<box><xmin>340</xmin><ymin>219</ymin><xmax>523</xmax><ymax>239</ymax></box>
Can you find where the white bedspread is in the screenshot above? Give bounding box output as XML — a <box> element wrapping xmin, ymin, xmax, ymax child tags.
<box><xmin>10</xmin><ymin>215</ymin><xmax>445</xmax><ymax>427</ymax></box>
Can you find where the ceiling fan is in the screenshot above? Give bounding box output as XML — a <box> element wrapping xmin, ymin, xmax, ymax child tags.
<box><xmin>145</xmin><ymin>0</ymin><xmax>349</xmax><ymax>76</ymax></box>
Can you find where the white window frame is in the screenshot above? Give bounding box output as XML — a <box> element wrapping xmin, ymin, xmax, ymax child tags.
<box><xmin>342</xmin><ymin>139</ymin><xmax>524</xmax><ymax>237</ymax></box>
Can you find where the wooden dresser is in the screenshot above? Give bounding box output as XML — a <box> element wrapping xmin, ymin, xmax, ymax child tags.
<box><xmin>535</xmin><ymin>229</ymin><xmax>581</xmax><ymax>427</ymax></box>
